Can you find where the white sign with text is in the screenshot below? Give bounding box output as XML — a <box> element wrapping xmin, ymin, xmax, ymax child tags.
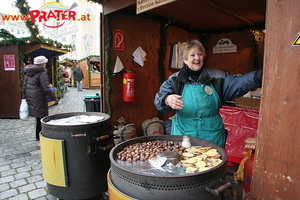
<box><xmin>137</xmin><ymin>0</ymin><xmax>177</xmax><ymax>14</ymax></box>
<box><xmin>213</xmin><ymin>38</ymin><xmax>237</xmax><ymax>54</ymax></box>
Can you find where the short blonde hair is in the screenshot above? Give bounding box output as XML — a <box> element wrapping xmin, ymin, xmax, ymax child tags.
<box><xmin>182</xmin><ymin>39</ymin><xmax>206</xmax><ymax>60</ymax></box>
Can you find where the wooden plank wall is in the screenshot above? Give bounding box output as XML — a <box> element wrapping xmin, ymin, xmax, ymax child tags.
<box><xmin>107</xmin><ymin>14</ymin><xmax>199</xmax><ymax>134</ymax></box>
<box><xmin>251</xmin><ymin>0</ymin><xmax>300</xmax><ymax>198</ymax></box>
<box><xmin>207</xmin><ymin>29</ymin><xmax>265</xmax><ymax>74</ymax></box>
<box><xmin>107</xmin><ymin>14</ymin><xmax>162</xmax><ymax>133</ymax></box>
<box><xmin>105</xmin><ymin>13</ymin><xmax>262</xmax><ymax>135</ymax></box>
<box><xmin>0</xmin><ymin>45</ymin><xmax>21</xmax><ymax>118</ymax></box>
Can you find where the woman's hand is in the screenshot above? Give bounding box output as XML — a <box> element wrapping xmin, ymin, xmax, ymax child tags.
<box><xmin>165</xmin><ymin>94</ymin><xmax>183</xmax><ymax>110</ymax></box>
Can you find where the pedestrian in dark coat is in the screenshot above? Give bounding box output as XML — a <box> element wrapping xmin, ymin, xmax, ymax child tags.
<box><xmin>73</xmin><ymin>63</ymin><xmax>84</xmax><ymax>91</ymax></box>
<box><xmin>23</xmin><ymin>56</ymin><xmax>56</xmax><ymax>141</ymax></box>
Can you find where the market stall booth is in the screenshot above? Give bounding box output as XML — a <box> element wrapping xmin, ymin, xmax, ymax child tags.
<box><xmin>89</xmin><ymin>56</ymin><xmax>101</xmax><ymax>89</ymax></box>
<box><xmin>100</xmin><ymin>0</ymin><xmax>265</xmax><ymax>153</ymax></box>
<box><xmin>0</xmin><ymin>43</ymin><xmax>68</xmax><ymax>118</ymax></box>
<box><xmin>101</xmin><ymin>0</ymin><xmax>265</xmax><ymax>130</ymax></box>
<box><xmin>60</xmin><ymin>56</ymin><xmax>101</xmax><ymax>90</ymax></box>
<box><xmin>99</xmin><ymin>0</ymin><xmax>300</xmax><ymax>199</ymax></box>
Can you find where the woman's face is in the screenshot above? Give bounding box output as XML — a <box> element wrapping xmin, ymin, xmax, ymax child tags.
<box><xmin>184</xmin><ymin>46</ymin><xmax>204</xmax><ymax>71</ymax></box>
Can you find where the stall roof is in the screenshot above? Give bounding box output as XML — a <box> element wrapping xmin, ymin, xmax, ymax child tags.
<box><xmin>103</xmin><ymin>0</ymin><xmax>266</xmax><ymax>31</ymax></box>
<box><xmin>24</xmin><ymin>44</ymin><xmax>69</xmax><ymax>58</ymax></box>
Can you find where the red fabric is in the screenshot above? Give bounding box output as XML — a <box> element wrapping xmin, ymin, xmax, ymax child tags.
<box><xmin>62</xmin><ymin>70</ymin><xmax>69</xmax><ymax>78</ymax></box>
<box><xmin>220</xmin><ymin>106</ymin><xmax>259</xmax><ymax>164</ymax></box>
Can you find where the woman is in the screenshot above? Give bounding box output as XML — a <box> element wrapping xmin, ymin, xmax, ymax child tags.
<box><xmin>23</xmin><ymin>56</ymin><xmax>56</xmax><ymax>141</ymax></box>
<box><xmin>154</xmin><ymin>39</ymin><xmax>262</xmax><ymax>148</ymax></box>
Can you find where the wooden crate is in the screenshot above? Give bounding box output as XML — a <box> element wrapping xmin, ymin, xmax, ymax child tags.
<box><xmin>235</xmin><ymin>97</ymin><xmax>261</xmax><ymax>110</ymax></box>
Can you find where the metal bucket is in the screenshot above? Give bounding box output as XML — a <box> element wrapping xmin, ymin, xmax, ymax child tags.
<box><xmin>41</xmin><ymin>112</ymin><xmax>114</xmax><ymax>200</ymax></box>
<box><xmin>110</xmin><ymin>135</ymin><xmax>227</xmax><ymax>200</ymax></box>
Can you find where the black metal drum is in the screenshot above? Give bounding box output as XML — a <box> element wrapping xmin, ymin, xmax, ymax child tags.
<box><xmin>41</xmin><ymin>112</ymin><xmax>114</xmax><ymax>200</ymax></box>
<box><xmin>109</xmin><ymin>135</ymin><xmax>227</xmax><ymax>200</ymax></box>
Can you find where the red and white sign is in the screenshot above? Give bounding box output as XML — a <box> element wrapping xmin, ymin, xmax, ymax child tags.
<box><xmin>113</xmin><ymin>30</ymin><xmax>124</xmax><ymax>50</ymax></box>
<box><xmin>3</xmin><ymin>54</ymin><xmax>15</xmax><ymax>71</ymax></box>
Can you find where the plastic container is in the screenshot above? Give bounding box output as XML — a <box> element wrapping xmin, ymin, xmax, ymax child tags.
<box><xmin>84</xmin><ymin>93</ymin><xmax>101</xmax><ymax>112</ymax></box>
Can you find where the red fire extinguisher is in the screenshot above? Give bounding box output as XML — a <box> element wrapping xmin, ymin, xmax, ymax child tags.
<box><xmin>123</xmin><ymin>70</ymin><xmax>135</xmax><ymax>102</ymax></box>
<box><xmin>243</xmin><ymin>150</ymin><xmax>254</xmax><ymax>199</ymax></box>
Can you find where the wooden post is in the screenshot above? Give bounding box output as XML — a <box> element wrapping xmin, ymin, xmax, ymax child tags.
<box><xmin>251</xmin><ymin>0</ymin><xmax>300</xmax><ymax>198</ymax></box>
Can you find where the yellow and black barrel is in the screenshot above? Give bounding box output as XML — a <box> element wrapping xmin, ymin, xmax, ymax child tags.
<box><xmin>40</xmin><ymin>112</ymin><xmax>114</xmax><ymax>200</ymax></box>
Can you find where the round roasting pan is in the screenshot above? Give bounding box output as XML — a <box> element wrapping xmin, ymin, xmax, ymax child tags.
<box><xmin>110</xmin><ymin>135</ymin><xmax>227</xmax><ymax>200</ymax></box>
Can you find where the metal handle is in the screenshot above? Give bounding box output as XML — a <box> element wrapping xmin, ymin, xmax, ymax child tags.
<box><xmin>71</xmin><ymin>133</ymin><xmax>86</xmax><ymax>138</ymax></box>
<box><xmin>99</xmin><ymin>144</ymin><xmax>114</xmax><ymax>151</ymax></box>
<box><xmin>93</xmin><ymin>135</ymin><xmax>109</xmax><ymax>141</ymax></box>
<box><xmin>206</xmin><ymin>182</ymin><xmax>232</xmax><ymax>195</ymax></box>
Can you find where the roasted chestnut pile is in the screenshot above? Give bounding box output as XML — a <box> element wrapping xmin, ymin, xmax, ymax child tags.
<box><xmin>116</xmin><ymin>140</ymin><xmax>185</xmax><ymax>162</ymax></box>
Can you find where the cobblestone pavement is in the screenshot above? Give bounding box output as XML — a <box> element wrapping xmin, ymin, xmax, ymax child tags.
<box><xmin>0</xmin><ymin>87</ymin><xmax>101</xmax><ymax>200</ymax></box>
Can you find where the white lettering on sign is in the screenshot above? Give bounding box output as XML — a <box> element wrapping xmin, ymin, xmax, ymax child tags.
<box><xmin>137</xmin><ymin>0</ymin><xmax>177</xmax><ymax>14</ymax></box>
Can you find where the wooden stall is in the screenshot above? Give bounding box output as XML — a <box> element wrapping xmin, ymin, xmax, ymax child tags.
<box><xmin>70</xmin><ymin>58</ymin><xmax>102</xmax><ymax>90</ymax></box>
<box><xmin>100</xmin><ymin>0</ymin><xmax>300</xmax><ymax>199</ymax></box>
<box><xmin>0</xmin><ymin>43</ymin><xmax>68</xmax><ymax>118</ymax></box>
<box><xmin>101</xmin><ymin>0</ymin><xmax>265</xmax><ymax>133</ymax></box>
<box><xmin>75</xmin><ymin>60</ymin><xmax>99</xmax><ymax>89</ymax></box>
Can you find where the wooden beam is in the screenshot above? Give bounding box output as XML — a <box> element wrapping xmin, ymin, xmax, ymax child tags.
<box><xmin>206</xmin><ymin>0</ymin><xmax>255</xmax><ymax>26</ymax></box>
<box><xmin>103</xmin><ymin>0</ymin><xmax>136</xmax><ymax>15</ymax></box>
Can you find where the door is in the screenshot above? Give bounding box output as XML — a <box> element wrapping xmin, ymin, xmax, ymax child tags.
<box><xmin>0</xmin><ymin>45</ymin><xmax>21</xmax><ymax>118</ymax></box>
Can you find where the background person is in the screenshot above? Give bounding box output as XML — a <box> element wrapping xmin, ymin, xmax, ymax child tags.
<box><xmin>61</xmin><ymin>66</ymin><xmax>69</xmax><ymax>79</ymax></box>
<box><xmin>73</xmin><ymin>63</ymin><xmax>84</xmax><ymax>91</ymax></box>
<box><xmin>23</xmin><ymin>56</ymin><xmax>56</xmax><ymax>141</ymax></box>
<box><xmin>154</xmin><ymin>39</ymin><xmax>262</xmax><ymax>148</ymax></box>
<box><xmin>65</xmin><ymin>66</ymin><xmax>73</xmax><ymax>86</ymax></box>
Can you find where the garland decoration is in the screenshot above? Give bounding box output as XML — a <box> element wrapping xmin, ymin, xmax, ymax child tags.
<box><xmin>19</xmin><ymin>45</ymin><xmax>25</xmax><ymax>90</ymax></box>
<box><xmin>105</xmin><ymin>15</ymin><xmax>113</xmax><ymax>116</ymax></box>
<box><xmin>60</xmin><ymin>55</ymin><xmax>100</xmax><ymax>64</ymax></box>
<box><xmin>15</xmin><ymin>0</ymin><xmax>40</xmax><ymax>40</ymax></box>
<box><xmin>251</xmin><ymin>29</ymin><xmax>261</xmax><ymax>70</ymax></box>
<box><xmin>157</xmin><ymin>20</ymin><xmax>167</xmax><ymax>119</ymax></box>
<box><xmin>0</xmin><ymin>29</ymin><xmax>72</xmax><ymax>50</ymax></box>
<box><xmin>157</xmin><ymin>20</ymin><xmax>167</xmax><ymax>85</ymax></box>
<box><xmin>54</xmin><ymin>59</ymin><xmax>67</xmax><ymax>99</ymax></box>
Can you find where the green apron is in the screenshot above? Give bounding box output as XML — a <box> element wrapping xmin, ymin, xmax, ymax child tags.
<box><xmin>171</xmin><ymin>83</ymin><xmax>225</xmax><ymax>148</ymax></box>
